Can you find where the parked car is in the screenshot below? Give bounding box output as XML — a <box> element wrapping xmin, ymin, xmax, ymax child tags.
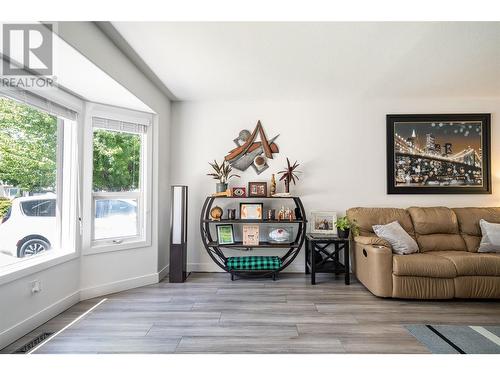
<box><xmin>0</xmin><ymin>194</ymin><xmax>57</xmax><ymax>258</ymax></box>
<box><xmin>0</xmin><ymin>194</ymin><xmax>137</xmax><ymax>258</ymax></box>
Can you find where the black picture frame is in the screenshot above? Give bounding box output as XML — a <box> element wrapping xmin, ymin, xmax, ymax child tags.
<box><xmin>248</xmin><ymin>182</ymin><xmax>267</xmax><ymax>197</ymax></box>
<box><xmin>239</xmin><ymin>202</ymin><xmax>264</xmax><ymax>220</ymax></box>
<box><xmin>216</xmin><ymin>224</ymin><xmax>235</xmax><ymax>245</ymax></box>
<box><xmin>386</xmin><ymin>113</ymin><xmax>491</xmax><ymax>194</ymax></box>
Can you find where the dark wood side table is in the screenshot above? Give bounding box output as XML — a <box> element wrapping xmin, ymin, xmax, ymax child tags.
<box><xmin>305</xmin><ymin>234</ymin><xmax>350</xmax><ymax>285</ymax></box>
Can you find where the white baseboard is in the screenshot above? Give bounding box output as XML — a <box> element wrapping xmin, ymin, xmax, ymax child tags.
<box><xmin>0</xmin><ymin>291</ymin><xmax>80</xmax><ymax>350</ymax></box>
<box><xmin>158</xmin><ymin>263</ymin><xmax>169</xmax><ymax>282</ymax></box>
<box><xmin>79</xmin><ymin>272</ymin><xmax>159</xmax><ymax>300</ymax></box>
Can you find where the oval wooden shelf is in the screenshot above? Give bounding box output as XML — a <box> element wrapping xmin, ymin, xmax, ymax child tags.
<box><xmin>199</xmin><ymin>196</ymin><xmax>307</xmax><ymax>279</ymax></box>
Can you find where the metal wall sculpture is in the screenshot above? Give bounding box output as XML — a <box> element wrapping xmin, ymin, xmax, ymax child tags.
<box><xmin>224</xmin><ymin>120</ymin><xmax>279</xmax><ymax>174</ymax></box>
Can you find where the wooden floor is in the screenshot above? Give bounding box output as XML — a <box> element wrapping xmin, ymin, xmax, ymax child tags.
<box><xmin>3</xmin><ymin>272</ymin><xmax>500</xmax><ymax>354</ymax></box>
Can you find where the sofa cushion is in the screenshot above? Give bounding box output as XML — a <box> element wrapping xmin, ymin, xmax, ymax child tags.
<box><xmin>408</xmin><ymin>207</ymin><xmax>466</xmax><ymax>252</ymax></box>
<box><xmin>373</xmin><ymin>221</ymin><xmax>419</xmax><ymax>254</ymax></box>
<box><xmin>408</xmin><ymin>207</ymin><xmax>459</xmax><ymax>234</ymax></box>
<box><xmin>432</xmin><ymin>251</ymin><xmax>500</xmax><ymax>276</ymax></box>
<box><xmin>392</xmin><ymin>253</ymin><xmax>457</xmax><ymax>278</ymax></box>
<box><xmin>453</xmin><ymin>207</ymin><xmax>500</xmax><ymax>252</ymax></box>
<box><xmin>347</xmin><ymin>207</ymin><xmax>414</xmax><ymax>237</ymax></box>
<box><xmin>478</xmin><ymin>219</ymin><xmax>500</xmax><ymax>253</ymax></box>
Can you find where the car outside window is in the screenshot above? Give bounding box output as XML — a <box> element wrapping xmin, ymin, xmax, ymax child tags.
<box><xmin>21</xmin><ymin>199</ymin><xmax>56</xmax><ymax>217</ymax></box>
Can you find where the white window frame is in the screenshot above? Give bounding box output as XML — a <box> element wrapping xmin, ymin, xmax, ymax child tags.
<box><xmin>0</xmin><ymin>88</ymin><xmax>82</xmax><ymax>284</ymax></box>
<box><xmin>84</xmin><ymin>103</ymin><xmax>153</xmax><ymax>254</ymax></box>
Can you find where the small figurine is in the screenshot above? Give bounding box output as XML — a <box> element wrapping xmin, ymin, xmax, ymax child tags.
<box><xmin>278</xmin><ymin>206</ymin><xmax>285</xmax><ymax>221</ymax></box>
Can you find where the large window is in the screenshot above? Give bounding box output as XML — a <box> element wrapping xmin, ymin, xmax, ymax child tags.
<box><xmin>0</xmin><ymin>95</ymin><xmax>77</xmax><ymax>269</ymax></box>
<box><xmin>91</xmin><ymin>116</ymin><xmax>149</xmax><ymax>247</ymax></box>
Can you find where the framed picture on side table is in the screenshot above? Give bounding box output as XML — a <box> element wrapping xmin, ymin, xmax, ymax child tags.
<box><xmin>310</xmin><ymin>211</ymin><xmax>337</xmax><ymax>235</ymax></box>
<box><xmin>216</xmin><ymin>224</ymin><xmax>235</xmax><ymax>245</ymax></box>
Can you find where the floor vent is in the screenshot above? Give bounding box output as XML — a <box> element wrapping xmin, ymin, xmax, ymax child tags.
<box><xmin>13</xmin><ymin>332</ymin><xmax>53</xmax><ymax>354</ymax></box>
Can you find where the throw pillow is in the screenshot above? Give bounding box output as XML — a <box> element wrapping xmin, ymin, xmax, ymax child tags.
<box><xmin>478</xmin><ymin>219</ymin><xmax>500</xmax><ymax>253</ymax></box>
<box><xmin>372</xmin><ymin>221</ymin><xmax>419</xmax><ymax>255</ymax></box>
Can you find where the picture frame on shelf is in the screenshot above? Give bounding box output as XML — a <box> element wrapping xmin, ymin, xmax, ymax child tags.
<box><xmin>248</xmin><ymin>182</ymin><xmax>267</xmax><ymax>197</ymax></box>
<box><xmin>310</xmin><ymin>211</ymin><xmax>337</xmax><ymax>235</ymax></box>
<box><xmin>231</xmin><ymin>186</ymin><xmax>246</xmax><ymax>197</ymax></box>
<box><xmin>240</xmin><ymin>202</ymin><xmax>263</xmax><ymax>220</ymax></box>
<box><xmin>387</xmin><ymin>113</ymin><xmax>491</xmax><ymax>194</ymax></box>
<box><xmin>216</xmin><ymin>224</ymin><xmax>235</xmax><ymax>245</ymax></box>
<box><xmin>242</xmin><ymin>225</ymin><xmax>260</xmax><ymax>246</ymax></box>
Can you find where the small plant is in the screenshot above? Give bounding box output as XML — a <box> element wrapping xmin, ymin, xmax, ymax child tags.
<box><xmin>207</xmin><ymin>159</ymin><xmax>240</xmax><ymax>184</ymax></box>
<box><xmin>335</xmin><ymin>216</ymin><xmax>359</xmax><ymax>236</ymax></box>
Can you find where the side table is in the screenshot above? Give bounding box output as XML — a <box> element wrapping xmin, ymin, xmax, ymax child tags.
<box><xmin>305</xmin><ymin>234</ymin><xmax>350</xmax><ymax>285</ymax></box>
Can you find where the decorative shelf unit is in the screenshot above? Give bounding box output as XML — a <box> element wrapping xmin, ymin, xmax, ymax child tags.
<box><xmin>200</xmin><ymin>196</ymin><xmax>307</xmax><ymax>279</ymax></box>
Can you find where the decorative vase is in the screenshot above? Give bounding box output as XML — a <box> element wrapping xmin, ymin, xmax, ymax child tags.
<box><xmin>337</xmin><ymin>228</ymin><xmax>350</xmax><ymax>239</ymax></box>
<box><xmin>284</xmin><ymin>179</ymin><xmax>290</xmax><ymax>194</ymax></box>
<box><xmin>216</xmin><ymin>182</ymin><xmax>228</xmax><ymax>193</ymax></box>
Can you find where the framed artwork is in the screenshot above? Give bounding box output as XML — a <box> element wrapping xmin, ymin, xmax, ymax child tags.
<box><xmin>242</xmin><ymin>225</ymin><xmax>260</xmax><ymax>246</ymax></box>
<box><xmin>248</xmin><ymin>182</ymin><xmax>267</xmax><ymax>197</ymax></box>
<box><xmin>231</xmin><ymin>187</ymin><xmax>246</xmax><ymax>197</ymax></box>
<box><xmin>387</xmin><ymin>114</ymin><xmax>491</xmax><ymax>194</ymax></box>
<box><xmin>310</xmin><ymin>211</ymin><xmax>337</xmax><ymax>235</ymax></box>
<box><xmin>216</xmin><ymin>224</ymin><xmax>235</xmax><ymax>245</ymax></box>
<box><xmin>240</xmin><ymin>202</ymin><xmax>263</xmax><ymax>220</ymax></box>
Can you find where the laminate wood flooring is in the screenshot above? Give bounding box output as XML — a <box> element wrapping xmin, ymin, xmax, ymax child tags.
<box><xmin>3</xmin><ymin>272</ymin><xmax>500</xmax><ymax>354</ymax></box>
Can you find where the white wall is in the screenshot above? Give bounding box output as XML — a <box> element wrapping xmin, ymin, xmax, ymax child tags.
<box><xmin>171</xmin><ymin>97</ymin><xmax>500</xmax><ymax>272</ymax></box>
<box><xmin>57</xmin><ymin>22</ymin><xmax>172</xmax><ymax>292</ymax></box>
<box><xmin>0</xmin><ymin>22</ymin><xmax>172</xmax><ymax>350</ymax></box>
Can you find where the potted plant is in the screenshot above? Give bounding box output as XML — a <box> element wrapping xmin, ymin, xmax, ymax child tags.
<box><xmin>335</xmin><ymin>216</ymin><xmax>358</xmax><ymax>239</ymax></box>
<box><xmin>207</xmin><ymin>159</ymin><xmax>240</xmax><ymax>193</ymax></box>
<box><xmin>277</xmin><ymin>158</ymin><xmax>301</xmax><ymax>194</ymax></box>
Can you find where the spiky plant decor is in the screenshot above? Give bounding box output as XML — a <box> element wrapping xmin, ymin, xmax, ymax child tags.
<box><xmin>207</xmin><ymin>159</ymin><xmax>240</xmax><ymax>184</ymax></box>
<box><xmin>277</xmin><ymin>158</ymin><xmax>301</xmax><ymax>193</ymax></box>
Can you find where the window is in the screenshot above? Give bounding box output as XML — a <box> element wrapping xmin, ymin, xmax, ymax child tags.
<box><xmin>91</xmin><ymin>115</ymin><xmax>150</xmax><ymax>247</ymax></box>
<box><xmin>0</xmin><ymin>95</ymin><xmax>78</xmax><ymax>269</ymax></box>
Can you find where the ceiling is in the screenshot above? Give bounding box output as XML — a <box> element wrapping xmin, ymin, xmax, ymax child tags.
<box><xmin>0</xmin><ymin>22</ymin><xmax>153</xmax><ymax>112</ymax></box>
<box><xmin>112</xmin><ymin>22</ymin><xmax>500</xmax><ymax>101</ymax></box>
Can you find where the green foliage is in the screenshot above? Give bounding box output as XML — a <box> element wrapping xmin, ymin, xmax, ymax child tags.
<box><xmin>207</xmin><ymin>159</ymin><xmax>239</xmax><ymax>184</ymax></box>
<box><xmin>0</xmin><ymin>97</ymin><xmax>57</xmax><ymax>192</ymax></box>
<box><xmin>93</xmin><ymin>129</ymin><xmax>141</xmax><ymax>192</ymax></box>
<box><xmin>0</xmin><ymin>197</ymin><xmax>11</xmax><ymax>218</ymax></box>
<box><xmin>334</xmin><ymin>216</ymin><xmax>359</xmax><ymax>236</ymax></box>
<box><xmin>0</xmin><ymin>97</ymin><xmax>141</xmax><ymax>195</ymax></box>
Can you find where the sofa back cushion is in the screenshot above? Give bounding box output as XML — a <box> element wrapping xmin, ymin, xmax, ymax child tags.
<box><xmin>346</xmin><ymin>207</ymin><xmax>414</xmax><ymax>237</ymax></box>
<box><xmin>407</xmin><ymin>207</ymin><xmax>466</xmax><ymax>252</ymax></box>
<box><xmin>453</xmin><ymin>207</ymin><xmax>500</xmax><ymax>252</ymax></box>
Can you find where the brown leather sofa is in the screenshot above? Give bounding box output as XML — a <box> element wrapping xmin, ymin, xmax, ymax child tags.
<box><xmin>346</xmin><ymin>207</ymin><xmax>500</xmax><ymax>299</ymax></box>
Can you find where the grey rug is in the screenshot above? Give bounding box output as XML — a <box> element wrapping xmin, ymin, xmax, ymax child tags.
<box><xmin>406</xmin><ymin>325</ymin><xmax>500</xmax><ymax>354</ymax></box>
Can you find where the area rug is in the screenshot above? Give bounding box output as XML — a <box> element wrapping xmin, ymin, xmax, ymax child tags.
<box><xmin>406</xmin><ymin>325</ymin><xmax>500</xmax><ymax>354</ymax></box>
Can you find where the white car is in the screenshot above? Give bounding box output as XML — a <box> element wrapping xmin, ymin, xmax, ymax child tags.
<box><xmin>0</xmin><ymin>194</ymin><xmax>137</xmax><ymax>258</ymax></box>
<box><xmin>0</xmin><ymin>194</ymin><xmax>57</xmax><ymax>258</ymax></box>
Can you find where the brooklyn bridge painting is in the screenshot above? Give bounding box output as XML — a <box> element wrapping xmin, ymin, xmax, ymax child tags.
<box><xmin>386</xmin><ymin>114</ymin><xmax>491</xmax><ymax>194</ymax></box>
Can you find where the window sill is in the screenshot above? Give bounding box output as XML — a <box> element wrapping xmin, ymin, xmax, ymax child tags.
<box><xmin>0</xmin><ymin>251</ymin><xmax>78</xmax><ymax>286</ymax></box>
<box><xmin>84</xmin><ymin>239</ymin><xmax>151</xmax><ymax>256</ymax></box>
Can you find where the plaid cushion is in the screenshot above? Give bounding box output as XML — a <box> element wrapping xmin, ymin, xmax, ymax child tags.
<box><xmin>226</xmin><ymin>256</ymin><xmax>282</xmax><ymax>271</ymax></box>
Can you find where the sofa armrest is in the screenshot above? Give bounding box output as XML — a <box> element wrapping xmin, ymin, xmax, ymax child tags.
<box><xmin>354</xmin><ymin>235</ymin><xmax>391</xmax><ymax>248</ymax></box>
<box><xmin>352</xmin><ymin>241</ymin><xmax>393</xmax><ymax>297</ymax></box>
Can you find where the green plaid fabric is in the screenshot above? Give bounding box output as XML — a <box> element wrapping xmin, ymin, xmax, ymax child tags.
<box><xmin>226</xmin><ymin>256</ymin><xmax>282</xmax><ymax>271</ymax></box>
